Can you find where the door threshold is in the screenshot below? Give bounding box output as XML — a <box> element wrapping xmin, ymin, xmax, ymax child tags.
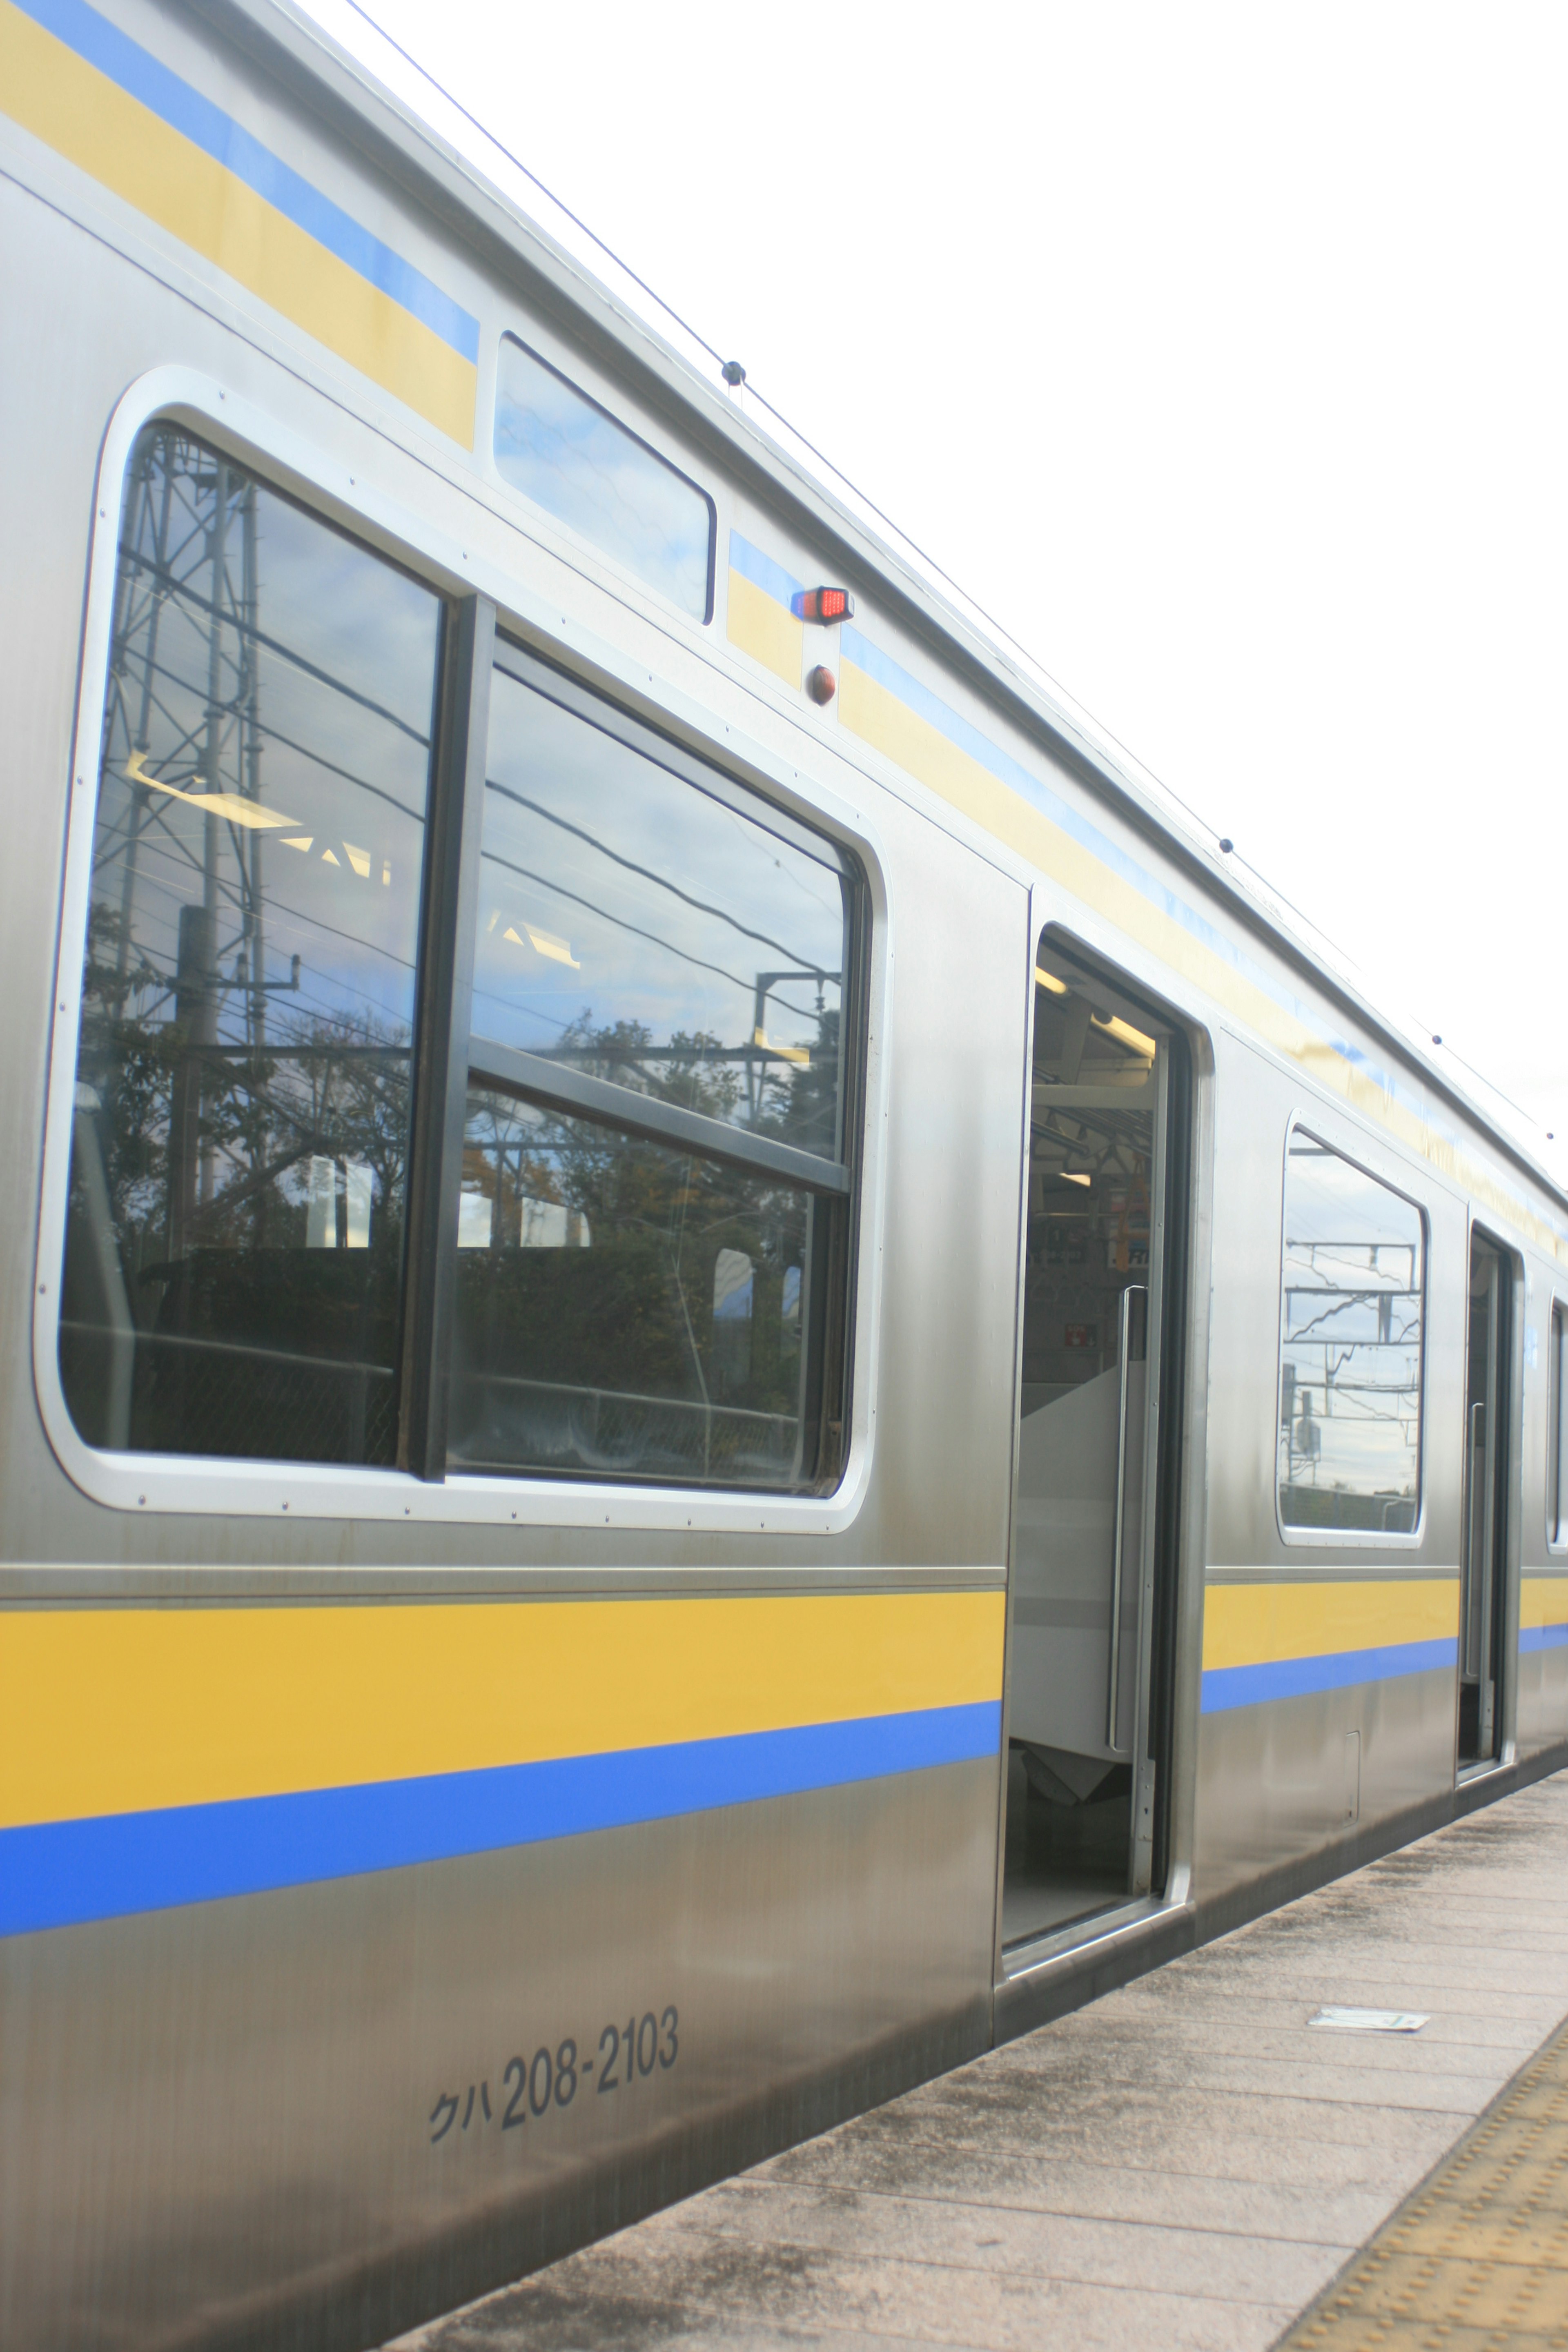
<box><xmin>1456</xmin><ymin>1755</ymin><xmax>1510</xmax><ymax>1788</ymax></box>
<box><xmin>999</xmin><ymin>1889</ymin><xmax>1163</xmax><ymax>1983</ymax></box>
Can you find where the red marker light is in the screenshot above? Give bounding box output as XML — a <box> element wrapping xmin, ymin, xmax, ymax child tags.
<box><xmin>807</xmin><ymin>665</ymin><xmax>837</xmax><ymax>705</ymax></box>
<box><xmin>790</xmin><ymin>586</ymin><xmax>855</xmax><ymax>624</ymax></box>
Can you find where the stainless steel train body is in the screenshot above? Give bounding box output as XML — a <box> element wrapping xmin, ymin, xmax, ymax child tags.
<box><xmin>3</xmin><ymin>1</ymin><xmax>1567</xmax><ymax>2343</ymax></box>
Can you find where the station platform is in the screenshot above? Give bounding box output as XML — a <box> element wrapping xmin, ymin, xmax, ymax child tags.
<box><xmin>394</xmin><ymin>1772</ymin><xmax>1568</xmax><ymax>2351</ymax></box>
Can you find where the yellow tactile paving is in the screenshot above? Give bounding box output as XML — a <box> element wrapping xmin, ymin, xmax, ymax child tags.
<box><xmin>1278</xmin><ymin>2014</ymin><xmax>1568</xmax><ymax>2350</ymax></box>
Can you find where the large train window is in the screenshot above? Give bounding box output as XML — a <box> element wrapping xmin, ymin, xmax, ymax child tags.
<box><xmin>449</xmin><ymin>646</ymin><xmax>855</xmax><ymax>1490</ymax></box>
<box><xmin>1278</xmin><ymin>1131</ymin><xmax>1425</xmax><ymax>1535</ymax></box>
<box><xmin>58</xmin><ymin>423</ymin><xmax>442</xmax><ymax>1467</ymax></box>
<box><xmin>56</xmin><ymin>427</ymin><xmax>858</xmax><ymax>1496</ymax></box>
<box><xmin>494</xmin><ymin>339</ymin><xmax>715</xmax><ymax>622</ymax></box>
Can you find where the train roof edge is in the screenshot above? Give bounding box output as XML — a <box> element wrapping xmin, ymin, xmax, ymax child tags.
<box><xmin>180</xmin><ymin>0</ymin><xmax>1567</xmax><ymax>1222</ymax></box>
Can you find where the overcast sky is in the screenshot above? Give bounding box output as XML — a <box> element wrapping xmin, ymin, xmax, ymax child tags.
<box><xmin>306</xmin><ymin>0</ymin><xmax>1568</xmax><ymax>1179</ymax></box>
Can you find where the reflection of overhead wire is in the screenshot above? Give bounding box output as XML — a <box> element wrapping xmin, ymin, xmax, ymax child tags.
<box><xmin>110</xmin><ymin>647</ymin><xmax>428</xmax><ymax>822</ymax></box>
<box><xmin>126</xmin><ymin>834</ymin><xmax>418</xmax><ymax>979</ymax></box>
<box><xmin>1285</xmin><ymin>1294</ymin><xmax>1420</xmax><ymax>1344</ymax></box>
<box><xmin>486</xmin><ymin>779</ymin><xmax>833</xmax><ymax>976</ymax></box>
<box><xmin>478</xmin><ymin>843</ymin><xmax>820</xmax><ymax>1025</ymax></box>
<box><xmin>717</xmin><ymin>801</ymin><xmax>840</xmax><ymax>920</ymax></box>
<box><xmin>116</xmin><ymin>550</ymin><xmax>432</xmax><ymax>746</ymax></box>
<box><xmin>107</xmin><ymin>851</ymin><xmax>416</xmax><ymax>1035</ymax></box>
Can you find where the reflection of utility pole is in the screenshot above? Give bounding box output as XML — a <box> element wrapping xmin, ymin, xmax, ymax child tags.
<box><xmin>169</xmin><ymin>901</ymin><xmax>215</xmax><ymax>1261</ymax></box>
<box><xmin>115</xmin><ymin>430</ymin><xmax>175</xmax><ymax>1003</ymax></box>
<box><xmin>240</xmin><ymin>478</ymin><xmax>266</xmax><ymax>1240</ymax></box>
<box><xmin>169</xmin><ymin>456</ymin><xmax>231</xmax><ymax>1259</ymax></box>
<box><xmin>196</xmin><ymin>459</ymin><xmax>229</xmax><ymax>1219</ymax></box>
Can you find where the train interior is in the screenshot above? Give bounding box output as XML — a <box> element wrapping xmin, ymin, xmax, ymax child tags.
<box><xmin>1459</xmin><ymin>1229</ymin><xmax>1511</xmax><ymax>1771</ymax></box>
<box><xmin>1002</xmin><ymin>944</ymin><xmax>1168</xmax><ymax>1948</ymax></box>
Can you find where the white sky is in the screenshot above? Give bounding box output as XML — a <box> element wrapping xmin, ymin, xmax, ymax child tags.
<box><xmin>306</xmin><ymin>0</ymin><xmax>1568</xmax><ymax>1180</ymax></box>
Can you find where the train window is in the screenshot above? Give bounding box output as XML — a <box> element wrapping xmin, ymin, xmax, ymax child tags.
<box><xmin>58</xmin><ymin>423</ymin><xmax>443</xmax><ymax>1464</ymax></box>
<box><xmin>1551</xmin><ymin>1305</ymin><xmax>1568</xmax><ymax>1546</ymax></box>
<box><xmin>448</xmin><ymin>653</ymin><xmax>854</xmax><ymax>1489</ymax></box>
<box><xmin>1278</xmin><ymin>1131</ymin><xmax>1425</xmax><ymax>1535</ymax></box>
<box><xmin>494</xmin><ymin>338</ymin><xmax>715</xmax><ymax>622</ymax></box>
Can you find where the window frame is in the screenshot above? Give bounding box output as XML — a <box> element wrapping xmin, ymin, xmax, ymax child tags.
<box><xmin>33</xmin><ymin>368</ymin><xmax>883</xmax><ymax>1534</ymax></box>
<box><xmin>1274</xmin><ymin>1116</ymin><xmax>1430</xmax><ymax>1550</ymax></box>
<box><xmin>491</xmin><ymin>335</ymin><xmax>717</xmax><ymax>626</ymax></box>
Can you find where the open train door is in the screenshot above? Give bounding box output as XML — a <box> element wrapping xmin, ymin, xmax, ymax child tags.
<box><xmin>1457</xmin><ymin>1227</ymin><xmax>1517</xmax><ymax>1773</ymax></box>
<box><xmin>998</xmin><ymin>931</ymin><xmax>1189</xmax><ymax>1955</ymax></box>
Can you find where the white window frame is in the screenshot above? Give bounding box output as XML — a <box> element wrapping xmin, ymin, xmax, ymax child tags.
<box><xmin>33</xmin><ymin>368</ymin><xmax>892</xmax><ymax>1535</ymax></box>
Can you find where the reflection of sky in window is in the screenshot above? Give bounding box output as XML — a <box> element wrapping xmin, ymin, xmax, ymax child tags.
<box><xmin>494</xmin><ymin>339</ymin><xmax>711</xmax><ymax>620</ymax></box>
<box><xmin>1281</xmin><ymin>1142</ymin><xmax>1423</xmax><ymax>1497</ymax></box>
<box><xmin>474</xmin><ymin>670</ymin><xmax>844</xmax><ymax>1127</ymax></box>
<box><xmin>97</xmin><ymin>462</ymin><xmax>439</xmax><ymax>1049</ymax></box>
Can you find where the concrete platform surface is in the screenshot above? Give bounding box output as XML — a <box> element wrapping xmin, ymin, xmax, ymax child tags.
<box><xmin>390</xmin><ymin>1772</ymin><xmax>1568</xmax><ymax>2352</ymax></box>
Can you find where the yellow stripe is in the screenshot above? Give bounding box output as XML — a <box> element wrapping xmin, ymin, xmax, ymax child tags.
<box><xmin>1522</xmin><ymin>1577</ymin><xmax>1568</xmax><ymax>1631</ymax></box>
<box><xmin>839</xmin><ymin>656</ymin><xmax>1566</xmax><ymax>1265</ymax></box>
<box><xmin>728</xmin><ymin>567</ymin><xmax>802</xmax><ymax>687</ymax></box>
<box><xmin>1201</xmin><ymin>1578</ymin><xmax>1459</xmax><ymax>1673</ymax></box>
<box><xmin>0</xmin><ymin>1589</ymin><xmax>1004</xmax><ymax>1829</ymax></box>
<box><xmin>0</xmin><ymin>0</ymin><xmax>476</xmax><ymax>446</ymax></box>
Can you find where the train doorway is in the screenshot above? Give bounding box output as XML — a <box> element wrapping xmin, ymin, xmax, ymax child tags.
<box><xmin>1000</xmin><ymin>938</ymin><xmax>1185</xmax><ymax>1951</ymax></box>
<box><xmin>1457</xmin><ymin>1229</ymin><xmax>1512</xmax><ymax>1771</ymax></box>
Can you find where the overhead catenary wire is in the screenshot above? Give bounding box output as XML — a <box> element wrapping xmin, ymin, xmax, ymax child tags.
<box><xmin>334</xmin><ymin>0</ymin><xmax>1557</xmax><ymax>1159</ymax></box>
<box><xmin>332</xmin><ymin>4</ymin><xmax>1215</xmax><ymax>818</ymax></box>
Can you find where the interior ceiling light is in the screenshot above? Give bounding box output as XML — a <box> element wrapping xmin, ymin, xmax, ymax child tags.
<box><xmin>1092</xmin><ymin>1011</ymin><xmax>1158</xmax><ymax>1058</ymax></box>
<box><xmin>1060</xmin><ymin>1170</ymin><xmax>1091</xmax><ymax>1187</ymax></box>
<box><xmin>1034</xmin><ymin>965</ymin><xmax>1068</xmax><ymax>996</ymax></box>
<box><xmin>125</xmin><ymin>749</ymin><xmax>294</xmax><ymax>832</ymax></box>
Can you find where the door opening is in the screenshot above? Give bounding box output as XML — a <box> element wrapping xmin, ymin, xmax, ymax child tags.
<box><xmin>1002</xmin><ymin>938</ymin><xmax>1181</xmax><ymax>1950</ymax></box>
<box><xmin>1458</xmin><ymin>1229</ymin><xmax>1511</xmax><ymax>1771</ymax></box>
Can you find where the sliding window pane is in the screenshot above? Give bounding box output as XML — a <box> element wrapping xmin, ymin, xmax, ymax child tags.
<box><xmin>1278</xmin><ymin>1134</ymin><xmax>1425</xmax><ymax>1533</ymax></box>
<box><xmin>58</xmin><ymin>423</ymin><xmax>441</xmax><ymax>1463</ymax></box>
<box><xmin>474</xmin><ymin>666</ymin><xmax>847</xmax><ymax>1160</ymax></box>
<box><xmin>449</xmin><ymin>1089</ymin><xmax>814</xmax><ymax>1485</ymax></box>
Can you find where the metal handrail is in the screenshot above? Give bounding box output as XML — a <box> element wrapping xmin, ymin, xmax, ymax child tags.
<box><xmin>1463</xmin><ymin>1398</ymin><xmax>1485</xmax><ymax>1678</ymax></box>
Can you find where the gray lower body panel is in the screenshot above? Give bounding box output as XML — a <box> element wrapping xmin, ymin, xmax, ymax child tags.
<box><xmin>1193</xmin><ymin>1667</ymin><xmax>1457</xmax><ymax>1906</ymax></box>
<box><xmin>0</xmin><ymin>1759</ymin><xmax>996</xmax><ymax>2352</ymax></box>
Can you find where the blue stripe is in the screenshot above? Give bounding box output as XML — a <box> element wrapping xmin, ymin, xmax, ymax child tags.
<box><xmin>1522</xmin><ymin>1623</ymin><xmax>1568</xmax><ymax>1655</ymax></box>
<box><xmin>0</xmin><ymin>1701</ymin><xmax>999</xmax><ymax>1937</ymax></box>
<box><xmin>728</xmin><ymin>531</ymin><xmax>803</xmax><ymax>608</ymax></box>
<box><xmin>14</xmin><ymin>0</ymin><xmax>480</xmax><ymax>363</ymax></box>
<box><xmin>1201</xmin><ymin>1637</ymin><xmax>1457</xmax><ymax>1714</ymax></box>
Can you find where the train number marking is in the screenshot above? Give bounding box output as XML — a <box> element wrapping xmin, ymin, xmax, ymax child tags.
<box><xmin>430</xmin><ymin>2006</ymin><xmax>678</xmax><ymax>2143</ymax></box>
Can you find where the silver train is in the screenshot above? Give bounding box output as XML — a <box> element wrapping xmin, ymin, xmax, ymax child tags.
<box><xmin>2</xmin><ymin>1</ymin><xmax>1566</xmax><ymax>2344</ymax></box>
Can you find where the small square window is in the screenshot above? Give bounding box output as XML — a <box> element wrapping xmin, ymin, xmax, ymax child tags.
<box><xmin>494</xmin><ymin>339</ymin><xmax>714</xmax><ymax>620</ymax></box>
